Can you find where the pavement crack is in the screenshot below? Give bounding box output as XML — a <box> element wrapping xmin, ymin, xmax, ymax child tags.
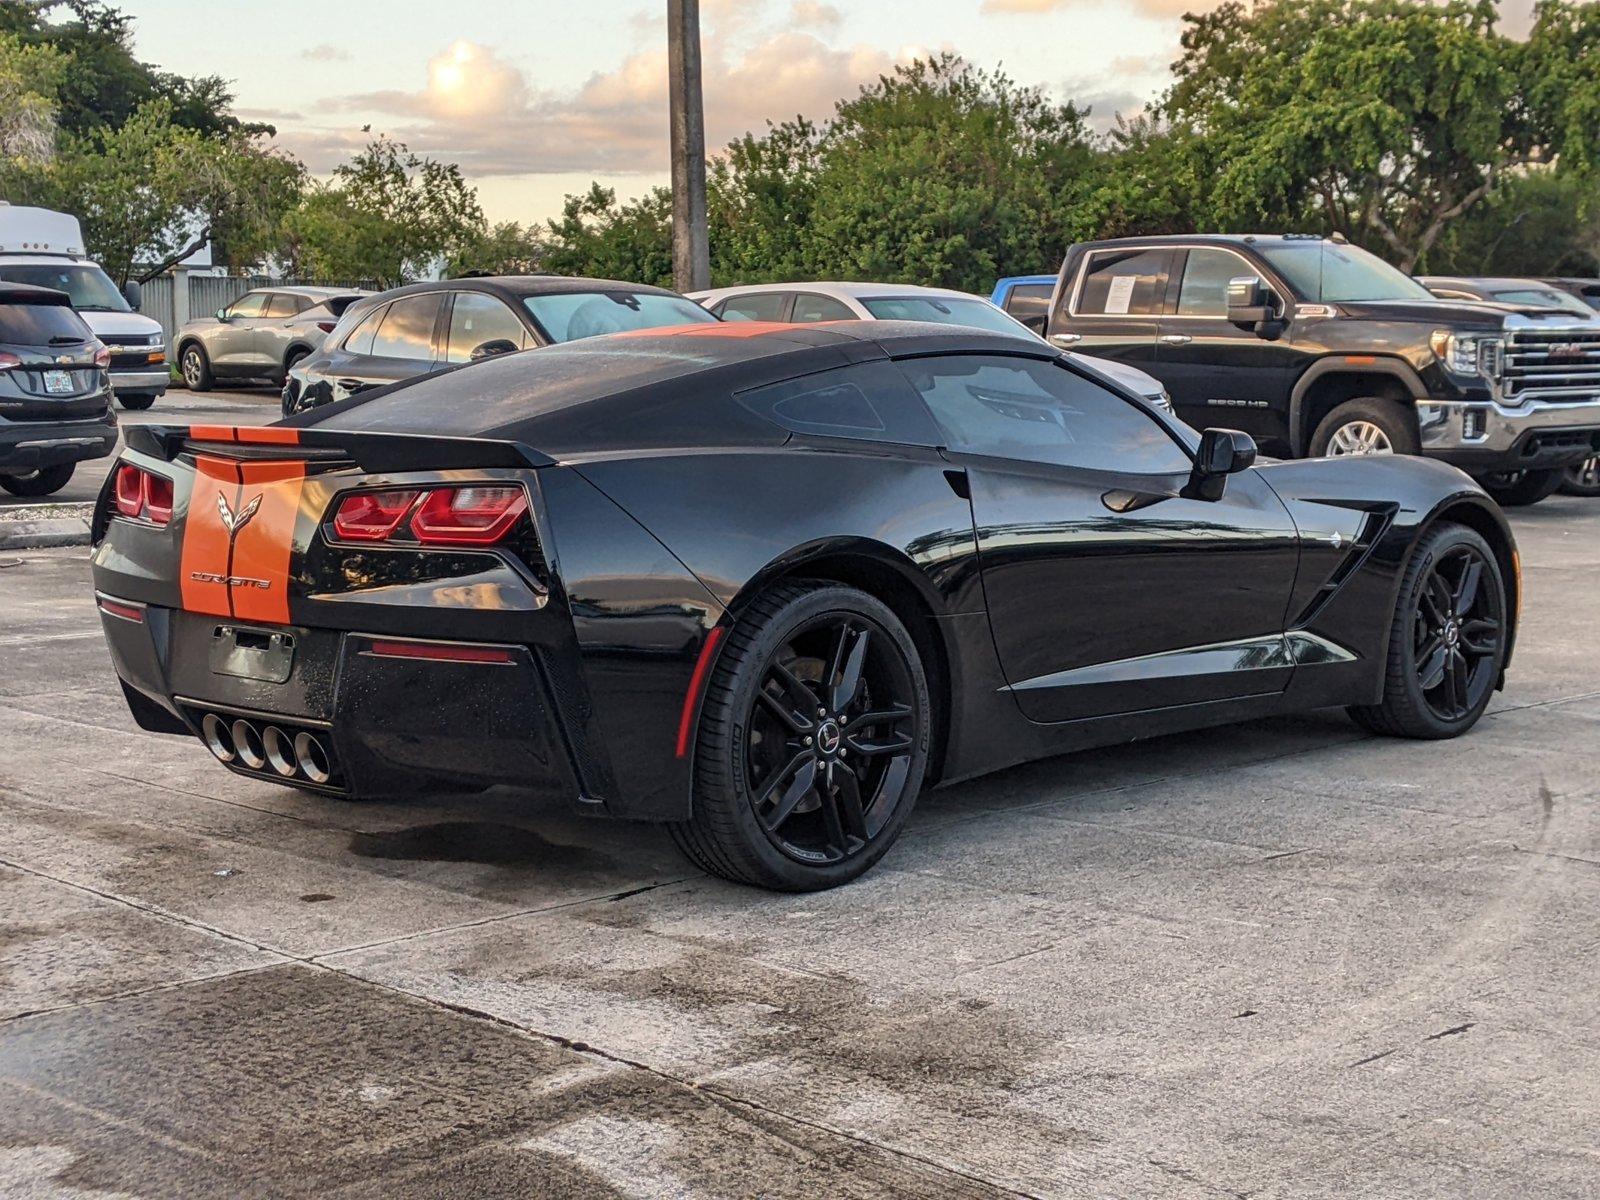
<box><xmin>1146</xmin><ymin>1155</ymin><xmax>1252</xmax><ymax>1199</ymax></box>
<box><xmin>1425</xmin><ymin>1022</ymin><xmax>1474</xmax><ymax>1041</ymax></box>
<box><xmin>1348</xmin><ymin>1048</ymin><xmax>1397</xmax><ymax>1068</ymax></box>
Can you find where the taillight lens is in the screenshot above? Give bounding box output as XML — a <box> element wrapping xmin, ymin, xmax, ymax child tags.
<box><xmin>328</xmin><ymin>485</ymin><xmax>527</xmax><ymax>546</ymax></box>
<box><xmin>0</xmin><ymin>351</ymin><xmax>21</xmax><ymax>370</ymax></box>
<box><xmin>94</xmin><ymin>345</ymin><xmax>112</xmax><ymax>369</ymax></box>
<box><xmin>112</xmin><ymin>463</ymin><xmax>173</xmax><ymax>525</ymax></box>
<box><xmin>316</xmin><ymin>320</ymin><xmax>336</xmax><ymax>334</ymax></box>
<box><xmin>410</xmin><ymin>486</ymin><xmax>528</xmax><ymax>545</ymax></box>
<box><xmin>332</xmin><ymin>489</ymin><xmax>420</xmax><ymax>541</ymax></box>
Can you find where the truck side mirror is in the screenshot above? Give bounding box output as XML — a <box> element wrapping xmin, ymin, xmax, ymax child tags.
<box><xmin>1183</xmin><ymin>427</ymin><xmax>1257</xmax><ymax>501</ymax></box>
<box><xmin>121</xmin><ymin>279</ymin><xmax>142</xmax><ymax>308</ymax></box>
<box><xmin>1225</xmin><ymin>275</ymin><xmax>1270</xmax><ymax>329</ymax></box>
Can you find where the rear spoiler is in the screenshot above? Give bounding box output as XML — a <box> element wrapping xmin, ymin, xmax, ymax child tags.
<box><xmin>123</xmin><ymin>423</ymin><xmax>555</xmax><ymax>473</ymax></box>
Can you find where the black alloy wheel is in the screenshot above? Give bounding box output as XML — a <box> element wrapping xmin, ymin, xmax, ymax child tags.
<box><xmin>1349</xmin><ymin>522</ymin><xmax>1507</xmax><ymax>738</ymax></box>
<box><xmin>671</xmin><ymin>583</ymin><xmax>931</xmax><ymax>891</ymax></box>
<box><xmin>1559</xmin><ymin>455</ymin><xmax>1600</xmax><ymax>497</ymax></box>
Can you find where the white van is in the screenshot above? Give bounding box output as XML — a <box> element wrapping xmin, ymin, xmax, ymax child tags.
<box><xmin>0</xmin><ymin>204</ymin><xmax>168</xmax><ymax>410</ymax></box>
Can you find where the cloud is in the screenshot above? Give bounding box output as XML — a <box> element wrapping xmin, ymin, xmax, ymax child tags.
<box><xmin>790</xmin><ymin>1</ymin><xmax>843</xmax><ymax>29</ymax></box>
<box><xmin>283</xmin><ymin>32</ymin><xmax>900</xmax><ymax>178</ymax></box>
<box><xmin>299</xmin><ymin>44</ymin><xmax>350</xmax><ymax>62</ymax></box>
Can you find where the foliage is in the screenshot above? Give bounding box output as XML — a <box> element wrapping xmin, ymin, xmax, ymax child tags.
<box><xmin>444</xmin><ymin>220</ymin><xmax>545</xmax><ymax>277</ymax></box>
<box><xmin>541</xmin><ymin>183</ymin><xmax>674</xmax><ymax>285</ymax></box>
<box><xmin>0</xmin><ymin>32</ymin><xmax>65</xmax><ymax>164</ymax></box>
<box><xmin>1426</xmin><ymin>168</ymin><xmax>1600</xmax><ymax>275</ymax></box>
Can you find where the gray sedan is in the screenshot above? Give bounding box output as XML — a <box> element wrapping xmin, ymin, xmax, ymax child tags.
<box><xmin>175</xmin><ymin>286</ymin><xmax>367</xmax><ymax>391</ymax></box>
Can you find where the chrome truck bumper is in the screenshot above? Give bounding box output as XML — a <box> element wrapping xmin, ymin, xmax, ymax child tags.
<box><xmin>1418</xmin><ymin>396</ymin><xmax>1600</xmax><ymax>474</ymax></box>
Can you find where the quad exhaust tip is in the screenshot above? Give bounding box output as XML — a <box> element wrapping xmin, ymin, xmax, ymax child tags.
<box><xmin>262</xmin><ymin>725</ymin><xmax>298</xmax><ymax>778</ymax></box>
<box><xmin>293</xmin><ymin>732</ymin><xmax>332</xmax><ymax>784</ymax></box>
<box><xmin>197</xmin><ymin>711</ymin><xmax>336</xmax><ymax>787</ymax></box>
<box><xmin>230</xmin><ymin>720</ymin><xmax>266</xmax><ymax>770</ymax></box>
<box><xmin>200</xmin><ymin>713</ymin><xmax>235</xmax><ymax>763</ymax></box>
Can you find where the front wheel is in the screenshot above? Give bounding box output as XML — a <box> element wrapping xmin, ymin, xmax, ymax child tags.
<box><xmin>1477</xmin><ymin>468</ymin><xmax>1563</xmax><ymax>507</ymax></box>
<box><xmin>0</xmin><ymin>463</ymin><xmax>75</xmax><ymax>497</ymax></box>
<box><xmin>180</xmin><ymin>344</ymin><xmax>212</xmax><ymax>392</ymax></box>
<box><xmin>1559</xmin><ymin>456</ymin><xmax>1600</xmax><ymax>497</ymax></box>
<box><xmin>117</xmin><ymin>392</ymin><xmax>156</xmax><ymax>411</ymax></box>
<box><xmin>1348</xmin><ymin>522</ymin><xmax>1507</xmax><ymax>739</ymax></box>
<box><xmin>1309</xmin><ymin>397</ymin><xmax>1420</xmax><ymax>458</ymax></box>
<box><xmin>670</xmin><ymin>582</ymin><xmax>932</xmax><ymax>891</ymax></box>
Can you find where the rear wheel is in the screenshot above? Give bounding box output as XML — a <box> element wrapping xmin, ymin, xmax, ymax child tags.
<box><xmin>1559</xmin><ymin>456</ymin><xmax>1600</xmax><ymax>497</ymax></box>
<box><xmin>1309</xmin><ymin>397</ymin><xmax>1419</xmax><ymax>458</ymax></box>
<box><xmin>117</xmin><ymin>392</ymin><xmax>156</xmax><ymax>411</ymax></box>
<box><xmin>281</xmin><ymin>347</ymin><xmax>309</xmax><ymax>384</ymax></box>
<box><xmin>180</xmin><ymin>344</ymin><xmax>212</xmax><ymax>392</ymax></box>
<box><xmin>670</xmin><ymin>582</ymin><xmax>931</xmax><ymax>891</ymax></box>
<box><xmin>0</xmin><ymin>464</ymin><xmax>75</xmax><ymax>497</ymax></box>
<box><xmin>1477</xmin><ymin>468</ymin><xmax>1563</xmax><ymax>507</ymax></box>
<box><xmin>1348</xmin><ymin>522</ymin><xmax>1507</xmax><ymax>739</ymax></box>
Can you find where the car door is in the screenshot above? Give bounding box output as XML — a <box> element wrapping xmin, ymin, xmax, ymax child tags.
<box><xmin>789</xmin><ymin>292</ymin><xmax>856</xmax><ymax>323</ymax></box>
<box><xmin>442</xmin><ymin>291</ymin><xmax>532</xmax><ymax>364</ymax></box>
<box><xmin>999</xmin><ymin>281</ymin><xmax>1054</xmax><ymax>333</ymax></box>
<box><xmin>715</xmin><ymin>292</ymin><xmax>792</xmax><ymax>322</ymax></box>
<box><xmin>335</xmin><ymin>291</ymin><xmax>446</xmax><ymax>396</ymax></box>
<box><xmin>896</xmin><ymin>351</ymin><xmax>1301</xmax><ymax>724</ymax></box>
<box><xmin>1050</xmin><ymin>246</ymin><xmax>1173</xmax><ymax>375</ymax></box>
<box><xmin>1156</xmin><ymin>246</ymin><xmax>1299</xmax><ymax>448</ymax></box>
<box><xmin>254</xmin><ymin>292</ymin><xmax>304</xmax><ymax>370</ymax></box>
<box><xmin>211</xmin><ymin>291</ymin><xmax>270</xmax><ymax>368</ymax></box>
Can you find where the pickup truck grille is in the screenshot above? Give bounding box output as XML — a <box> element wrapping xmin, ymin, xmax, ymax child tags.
<box><xmin>1503</xmin><ymin>329</ymin><xmax>1600</xmax><ymax>402</ymax></box>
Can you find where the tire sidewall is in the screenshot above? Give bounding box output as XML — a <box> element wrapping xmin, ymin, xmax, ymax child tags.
<box><xmin>1310</xmin><ymin>397</ymin><xmax>1420</xmax><ymax>458</ymax></box>
<box><xmin>0</xmin><ymin>463</ymin><xmax>74</xmax><ymax>496</ymax></box>
<box><xmin>703</xmin><ymin>586</ymin><xmax>931</xmax><ymax>890</ymax></box>
<box><xmin>181</xmin><ymin>345</ymin><xmax>210</xmax><ymax>390</ymax></box>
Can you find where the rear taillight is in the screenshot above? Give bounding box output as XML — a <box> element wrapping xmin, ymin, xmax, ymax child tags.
<box><xmin>113</xmin><ymin>463</ymin><xmax>173</xmax><ymax>525</ymax></box>
<box><xmin>316</xmin><ymin>321</ymin><xmax>337</xmax><ymax>334</ymax></box>
<box><xmin>94</xmin><ymin>345</ymin><xmax>112</xmax><ymax>369</ymax></box>
<box><xmin>328</xmin><ymin>485</ymin><xmax>528</xmax><ymax>547</ymax></box>
<box><xmin>0</xmin><ymin>352</ymin><xmax>20</xmax><ymax>370</ymax></box>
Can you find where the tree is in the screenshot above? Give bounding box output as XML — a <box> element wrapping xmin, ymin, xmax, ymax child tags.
<box><xmin>1160</xmin><ymin>0</ymin><xmax>1600</xmax><ymax>272</ymax></box>
<box><xmin>444</xmin><ymin>221</ymin><xmax>545</xmax><ymax>277</ymax></box>
<box><xmin>1426</xmin><ymin>167</ymin><xmax>1600</xmax><ymax>275</ymax></box>
<box><xmin>541</xmin><ymin>183</ymin><xmax>673</xmax><ymax>285</ymax></box>
<box><xmin>0</xmin><ymin>33</ymin><xmax>65</xmax><ymax>165</ymax></box>
<box><xmin>707</xmin><ymin>117</ymin><xmax>824</xmax><ymax>282</ymax></box>
<box><xmin>282</xmin><ymin>137</ymin><xmax>484</xmax><ymax>287</ymax></box>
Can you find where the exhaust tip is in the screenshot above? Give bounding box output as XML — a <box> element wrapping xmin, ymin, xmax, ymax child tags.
<box><xmin>263</xmin><ymin>726</ymin><xmax>298</xmax><ymax>778</ymax></box>
<box><xmin>293</xmin><ymin>732</ymin><xmax>332</xmax><ymax>785</ymax></box>
<box><xmin>201</xmin><ymin>713</ymin><xmax>235</xmax><ymax>763</ymax></box>
<box><xmin>231</xmin><ymin>719</ymin><xmax>266</xmax><ymax>770</ymax></box>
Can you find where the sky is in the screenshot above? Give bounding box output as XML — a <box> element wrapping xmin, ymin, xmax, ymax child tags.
<box><xmin>127</xmin><ymin>0</ymin><xmax>1539</xmax><ymax>226</ymax></box>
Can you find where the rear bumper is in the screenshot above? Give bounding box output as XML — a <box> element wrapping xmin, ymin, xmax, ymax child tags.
<box><xmin>0</xmin><ymin>412</ymin><xmax>117</xmax><ymax>471</ymax></box>
<box><xmin>110</xmin><ymin>368</ymin><xmax>168</xmax><ymax>396</ymax></box>
<box><xmin>98</xmin><ymin>599</ymin><xmax>588</xmax><ymax>803</ymax></box>
<box><xmin>1419</xmin><ymin>396</ymin><xmax>1600</xmax><ymax>472</ymax></box>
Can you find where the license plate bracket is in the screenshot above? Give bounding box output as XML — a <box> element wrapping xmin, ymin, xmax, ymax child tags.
<box><xmin>209</xmin><ymin>625</ymin><xmax>296</xmax><ymax>684</ymax></box>
<box><xmin>43</xmin><ymin>369</ymin><xmax>73</xmax><ymax>395</ymax></box>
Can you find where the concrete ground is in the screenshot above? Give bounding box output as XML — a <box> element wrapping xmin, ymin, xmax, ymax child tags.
<box><xmin>1</xmin><ymin>495</ymin><xmax>1597</xmax><ymax>1198</ymax></box>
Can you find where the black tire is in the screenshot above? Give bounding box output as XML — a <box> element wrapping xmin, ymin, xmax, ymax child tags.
<box><xmin>1477</xmin><ymin>468</ymin><xmax>1563</xmax><ymax>508</ymax></box>
<box><xmin>1558</xmin><ymin>456</ymin><xmax>1600</xmax><ymax>497</ymax></box>
<box><xmin>1309</xmin><ymin>397</ymin><xmax>1420</xmax><ymax>458</ymax></box>
<box><xmin>280</xmin><ymin>347</ymin><xmax>309</xmax><ymax>384</ymax></box>
<box><xmin>117</xmin><ymin>392</ymin><xmax>156</xmax><ymax>411</ymax></box>
<box><xmin>669</xmin><ymin>582</ymin><xmax>932</xmax><ymax>891</ymax></box>
<box><xmin>180</xmin><ymin>343</ymin><xmax>212</xmax><ymax>392</ymax></box>
<box><xmin>0</xmin><ymin>463</ymin><xmax>75</xmax><ymax>497</ymax></box>
<box><xmin>1348</xmin><ymin>522</ymin><xmax>1507</xmax><ymax>739</ymax></box>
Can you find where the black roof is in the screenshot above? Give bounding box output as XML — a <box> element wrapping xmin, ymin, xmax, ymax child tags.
<box><xmin>351</xmin><ymin>275</ymin><xmax>689</xmax><ymax>307</ymax></box>
<box><xmin>1070</xmin><ymin>233</ymin><xmax>1343</xmax><ymax>252</ymax></box>
<box><xmin>0</xmin><ymin>282</ymin><xmax>72</xmax><ymax>307</ymax></box>
<box><xmin>307</xmin><ymin>321</ymin><xmax>1051</xmax><ymax>456</ymax></box>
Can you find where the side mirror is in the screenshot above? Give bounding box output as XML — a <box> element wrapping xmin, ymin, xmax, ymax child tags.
<box><xmin>121</xmin><ymin>279</ymin><xmax>142</xmax><ymax>308</ymax></box>
<box><xmin>215</xmin><ymin>308</ymin><xmax>230</xmax><ymax>323</ymax></box>
<box><xmin>469</xmin><ymin>338</ymin><xmax>519</xmax><ymax>361</ymax></box>
<box><xmin>1184</xmin><ymin>428</ymin><xmax>1257</xmax><ymax>501</ymax></box>
<box><xmin>1225</xmin><ymin>275</ymin><xmax>1271</xmax><ymax>328</ymax></box>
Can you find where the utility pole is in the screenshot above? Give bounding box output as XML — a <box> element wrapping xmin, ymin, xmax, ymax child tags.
<box><xmin>667</xmin><ymin>0</ymin><xmax>710</xmax><ymax>292</ymax></box>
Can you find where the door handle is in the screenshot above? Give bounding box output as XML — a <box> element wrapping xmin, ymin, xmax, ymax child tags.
<box><xmin>336</xmin><ymin>378</ymin><xmax>369</xmax><ymax>394</ymax></box>
<box><xmin>1159</xmin><ymin>334</ymin><xmax>1193</xmax><ymax>346</ymax></box>
<box><xmin>1049</xmin><ymin>333</ymin><xmax>1082</xmax><ymax>346</ymax></box>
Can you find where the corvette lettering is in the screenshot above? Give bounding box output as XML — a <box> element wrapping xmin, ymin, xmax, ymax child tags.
<box><xmin>188</xmin><ymin>571</ymin><xmax>271</xmax><ymax>590</ymax></box>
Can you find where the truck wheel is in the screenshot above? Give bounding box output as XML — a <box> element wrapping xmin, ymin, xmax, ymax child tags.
<box><xmin>1559</xmin><ymin>456</ymin><xmax>1600</xmax><ymax>497</ymax></box>
<box><xmin>1310</xmin><ymin>398</ymin><xmax>1419</xmax><ymax>458</ymax></box>
<box><xmin>117</xmin><ymin>393</ymin><xmax>156</xmax><ymax>411</ymax></box>
<box><xmin>180</xmin><ymin>344</ymin><xmax>212</xmax><ymax>392</ymax></box>
<box><xmin>1477</xmin><ymin>468</ymin><xmax>1564</xmax><ymax>507</ymax></box>
<box><xmin>0</xmin><ymin>464</ymin><xmax>75</xmax><ymax>497</ymax></box>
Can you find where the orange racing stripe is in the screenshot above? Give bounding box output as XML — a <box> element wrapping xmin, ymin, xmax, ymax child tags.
<box><xmin>179</xmin><ymin>454</ymin><xmax>242</xmax><ymax>617</ymax></box>
<box><xmin>228</xmin><ymin>459</ymin><xmax>306</xmax><ymax>625</ymax></box>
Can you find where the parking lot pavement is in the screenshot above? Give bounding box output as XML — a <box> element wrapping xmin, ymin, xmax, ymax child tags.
<box><xmin>1</xmin><ymin>499</ymin><xmax>1598</xmax><ymax>1197</ymax></box>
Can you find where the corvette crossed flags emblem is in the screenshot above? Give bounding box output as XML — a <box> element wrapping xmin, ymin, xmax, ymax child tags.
<box><xmin>217</xmin><ymin>492</ymin><xmax>262</xmax><ymax>536</ymax></box>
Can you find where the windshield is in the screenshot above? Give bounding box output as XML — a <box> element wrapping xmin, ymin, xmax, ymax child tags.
<box><xmin>0</xmin><ymin>263</ymin><xmax>130</xmax><ymax>312</ymax></box>
<box><xmin>1254</xmin><ymin>242</ymin><xmax>1435</xmax><ymax>303</ymax></box>
<box><xmin>522</xmin><ymin>291</ymin><xmax>715</xmax><ymax>343</ymax></box>
<box><xmin>1490</xmin><ymin>288</ymin><xmax>1592</xmax><ymax>316</ymax></box>
<box><xmin>861</xmin><ymin>295</ymin><xmax>1038</xmax><ymax>337</ymax></box>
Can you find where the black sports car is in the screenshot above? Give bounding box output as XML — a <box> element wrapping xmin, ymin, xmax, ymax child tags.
<box><xmin>91</xmin><ymin>321</ymin><xmax>1519</xmax><ymax>891</ymax></box>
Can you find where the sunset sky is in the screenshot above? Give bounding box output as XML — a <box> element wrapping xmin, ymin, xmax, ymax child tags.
<box><xmin>127</xmin><ymin>0</ymin><xmax>1540</xmax><ymax>224</ymax></box>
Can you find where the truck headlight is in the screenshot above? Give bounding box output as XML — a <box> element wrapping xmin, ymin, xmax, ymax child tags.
<box><xmin>1430</xmin><ymin>330</ymin><xmax>1503</xmax><ymax>381</ymax></box>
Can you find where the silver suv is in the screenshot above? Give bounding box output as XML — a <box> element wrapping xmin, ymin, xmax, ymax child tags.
<box><xmin>175</xmin><ymin>286</ymin><xmax>366</xmax><ymax>391</ymax></box>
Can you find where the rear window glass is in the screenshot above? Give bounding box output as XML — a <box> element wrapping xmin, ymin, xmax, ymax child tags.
<box><xmin>737</xmin><ymin>361</ymin><xmax>939</xmax><ymax>445</ymax></box>
<box><xmin>1002</xmin><ymin>283</ymin><xmax>1053</xmax><ymax>321</ymax></box>
<box><xmin>0</xmin><ymin>300</ymin><xmax>93</xmax><ymax>346</ymax></box>
<box><xmin>522</xmin><ymin>291</ymin><xmax>716</xmax><ymax>343</ymax></box>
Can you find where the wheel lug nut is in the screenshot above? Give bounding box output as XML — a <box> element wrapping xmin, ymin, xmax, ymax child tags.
<box><xmin>803</xmin><ymin>736</ymin><xmax>813</xmax><ymax>746</ymax></box>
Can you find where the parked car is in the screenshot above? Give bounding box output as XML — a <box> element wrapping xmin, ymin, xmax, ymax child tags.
<box><xmin>92</xmin><ymin>320</ymin><xmax>1516</xmax><ymax>890</ymax></box>
<box><xmin>283</xmin><ymin>276</ymin><xmax>718</xmax><ymax>415</ymax></box>
<box><xmin>175</xmin><ymin>286</ymin><xmax>366</xmax><ymax>393</ymax></box>
<box><xmin>689</xmin><ymin>279</ymin><xmax>1176</xmax><ymax>414</ymax></box>
<box><xmin>1418</xmin><ymin>276</ymin><xmax>1596</xmax><ymax>319</ymax></box>
<box><xmin>0</xmin><ymin>204</ymin><xmax>167</xmax><ymax>410</ymax></box>
<box><xmin>1045</xmin><ymin>234</ymin><xmax>1600</xmax><ymax>507</ymax></box>
<box><xmin>989</xmin><ymin>274</ymin><xmax>1057</xmax><ymax>333</ymax></box>
<box><xmin>0</xmin><ymin>282</ymin><xmax>116</xmax><ymax>497</ymax></box>
<box><xmin>1539</xmin><ymin>278</ymin><xmax>1600</xmax><ymax>313</ymax></box>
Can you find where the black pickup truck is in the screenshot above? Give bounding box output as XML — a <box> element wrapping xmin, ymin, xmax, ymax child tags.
<box><xmin>1045</xmin><ymin>233</ymin><xmax>1600</xmax><ymax>505</ymax></box>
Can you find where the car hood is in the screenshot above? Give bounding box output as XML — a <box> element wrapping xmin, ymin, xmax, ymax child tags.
<box><xmin>1330</xmin><ymin>298</ymin><xmax>1599</xmax><ymax>330</ymax></box>
<box><xmin>82</xmin><ymin>309</ymin><xmax>162</xmax><ymax>337</ymax></box>
<box><xmin>1069</xmin><ymin>352</ymin><xmax>1164</xmax><ymax>400</ymax></box>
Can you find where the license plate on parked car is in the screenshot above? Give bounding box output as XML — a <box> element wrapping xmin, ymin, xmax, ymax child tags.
<box><xmin>43</xmin><ymin>370</ymin><xmax>73</xmax><ymax>394</ymax></box>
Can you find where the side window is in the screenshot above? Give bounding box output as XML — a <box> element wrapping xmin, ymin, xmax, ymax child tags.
<box><xmin>1002</xmin><ymin>283</ymin><xmax>1053</xmax><ymax>322</ymax></box>
<box><xmin>719</xmin><ymin>292</ymin><xmax>788</xmax><ymax>322</ymax></box>
<box><xmin>445</xmin><ymin>292</ymin><xmax>529</xmax><ymax>362</ymax></box>
<box><xmin>1074</xmin><ymin>249</ymin><xmax>1174</xmax><ymax>317</ymax></box>
<box><xmin>226</xmin><ymin>292</ymin><xmax>269</xmax><ymax>319</ymax></box>
<box><xmin>342</xmin><ymin>304</ymin><xmax>389</xmax><ymax>355</ymax></box>
<box><xmin>897</xmin><ymin>354</ymin><xmax>1191</xmax><ymax>474</ymax></box>
<box><xmin>1176</xmin><ymin>249</ymin><xmax>1252</xmax><ymax>317</ymax></box>
<box><xmin>737</xmin><ymin>361</ymin><xmax>940</xmax><ymax>445</ymax></box>
<box><xmin>369</xmin><ymin>294</ymin><xmax>443</xmax><ymax>361</ymax></box>
<box><xmin>791</xmin><ymin>293</ymin><xmax>855</xmax><ymax>323</ymax></box>
<box><xmin>264</xmin><ymin>293</ymin><xmax>299</xmax><ymax>318</ymax></box>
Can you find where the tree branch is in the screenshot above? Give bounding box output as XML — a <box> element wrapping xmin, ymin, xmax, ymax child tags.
<box><xmin>135</xmin><ymin>226</ymin><xmax>212</xmax><ymax>284</ymax></box>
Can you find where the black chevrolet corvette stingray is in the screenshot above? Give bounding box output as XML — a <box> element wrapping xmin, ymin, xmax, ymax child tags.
<box><xmin>92</xmin><ymin>320</ymin><xmax>1517</xmax><ymax>890</ymax></box>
